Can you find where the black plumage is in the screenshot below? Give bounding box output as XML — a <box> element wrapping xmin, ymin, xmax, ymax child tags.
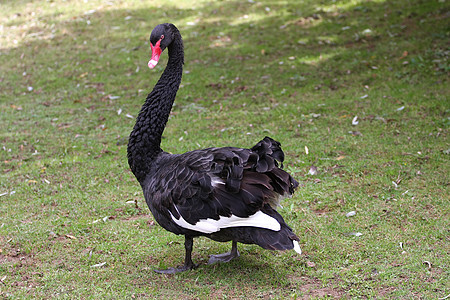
<box><xmin>127</xmin><ymin>23</ymin><xmax>301</xmax><ymax>273</ymax></box>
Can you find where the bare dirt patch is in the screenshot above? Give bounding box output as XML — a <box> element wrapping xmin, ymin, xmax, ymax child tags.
<box><xmin>0</xmin><ymin>249</ymin><xmax>42</xmax><ymax>292</ymax></box>
<box><xmin>288</xmin><ymin>275</ymin><xmax>344</xmax><ymax>299</ymax></box>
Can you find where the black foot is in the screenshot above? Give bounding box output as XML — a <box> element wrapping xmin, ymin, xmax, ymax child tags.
<box><xmin>154</xmin><ymin>236</ymin><xmax>199</xmax><ymax>274</ymax></box>
<box><xmin>154</xmin><ymin>263</ymin><xmax>199</xmax><ymax>274</ymax></box>
<box><xmin>208</xmin><ymin>251</ymin><xmax>240</xmax><ymax>264</ymax></box>
<box><xmin>208</xmin><ymin>241</ymin><xmax>240</xmax><ymax>264</ymax></box>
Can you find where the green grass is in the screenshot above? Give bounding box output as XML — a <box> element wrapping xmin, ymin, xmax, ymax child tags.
<box><xmin>0</xmin><ymin>0</ymin><xmax>448</xmax><ymax>298</ymax></box>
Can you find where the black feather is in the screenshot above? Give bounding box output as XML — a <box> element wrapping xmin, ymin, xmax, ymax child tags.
<box><xmin>127</xmin><ymin>23</ymin><xmax>301</xmax><ymax>273</ymax></box>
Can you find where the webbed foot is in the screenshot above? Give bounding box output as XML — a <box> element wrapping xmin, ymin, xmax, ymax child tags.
<box><xmin>208</xmin><ymin>241</ymin><xmax>240</xmax><ymax>264</ymax></box>
<box><xmin>208</xmin><ymin>251</ymin><xmax>240</xmax><ymax>264</ymax></box>
<box><xmin>154</xmin><ymin>236</ymin><xmax>198</xmax><ymax>274</ymax></box>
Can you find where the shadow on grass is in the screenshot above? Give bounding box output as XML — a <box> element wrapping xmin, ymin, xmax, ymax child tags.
<box><xmin>134</xmin><ymin>249</ymin><xmax>311</xmax><ymax>297</ymax></box>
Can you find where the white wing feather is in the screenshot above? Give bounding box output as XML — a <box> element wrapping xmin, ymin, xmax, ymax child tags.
<box><xmin>169</xmin><ymin>207</ymin><xmax>281</xmax><ymax>234</ymax></box>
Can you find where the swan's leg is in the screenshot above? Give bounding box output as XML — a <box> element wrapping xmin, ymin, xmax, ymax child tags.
<box><xmin>208</xmin><ymin>241</ymin><xmax>240</xmax><ymax>264</ymax></box>
<box><xmin>154</xmin><ymin>236</ymin><xmax>198</xmax><ymax>274</ymax></box>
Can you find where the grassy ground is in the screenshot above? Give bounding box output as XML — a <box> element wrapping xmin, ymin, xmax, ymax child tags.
<box><xmin>0</xmin><ymin>0</ymin><xmax>448</xmax><ymax>298</ymax></box>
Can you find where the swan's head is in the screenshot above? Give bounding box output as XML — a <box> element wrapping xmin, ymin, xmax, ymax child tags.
<box><xmin>148</xmin><ymin>23</ymin><xmax>175</xmax><ymax>69</ymax></box>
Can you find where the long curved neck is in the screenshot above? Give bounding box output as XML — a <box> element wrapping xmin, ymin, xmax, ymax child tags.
<box><xmin>128</xmin><ymin>34</ymin><xmax>183</xmax><ymax>183</ymax></box>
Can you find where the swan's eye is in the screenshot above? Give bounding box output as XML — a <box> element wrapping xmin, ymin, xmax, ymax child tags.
<box><xmin>160</xmin><ymin>35</ymin><xmax>165</xmax><ymax>40</ymax></box>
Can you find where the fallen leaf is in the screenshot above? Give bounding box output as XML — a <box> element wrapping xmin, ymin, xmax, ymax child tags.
<box><xmin>344</xmin><ymin>232</ymin><xmax>362</xmax><ymax>237</ymax></box>
<box><xmin>306</xmin><ymin>261</ymin><xmax>316</xmax><ymax>268</ymax></box>
<box><xmin>348</xmin><ymin>131</ymin><xmax>362</xmax><ymax>136</ymax></box>
<box><xmin>375</xmin><ymin>116</ymin><xmax>386</xmax><ymax>123</ymax></box>
<box><xmin>90</xmin><ymin>262</ymin><xmax>106</xmax><ymax>268</ymax></box>
<box><xmin>399</xmin><ymin>51</ymin><xmax>408</xmax><ymax>59</ymax></box>
<box><xmin>84</xmin><ymin>9</ymin><xmax>96</xmax><ymax>15</ymax></box>
<box><xmin>423</xmin><ymin>261</ymin><xmax>432</xmax><ymax>269</ymax></box>
<box><xmin>346</xmin><ymin>211</ymin><xmax>356</xmax><ymax>217</ymax></box>
<box><xmin>10</xmin><ymin>104</ymin><xmax>23</xmax><ymax>110</ymax></box>
<box><xmin>308</xmin><ymin>165</ymin><xmax>317</xmax><ymax>175</ymax></box>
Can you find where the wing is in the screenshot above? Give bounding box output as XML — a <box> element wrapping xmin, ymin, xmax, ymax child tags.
<box><xmin>144</xmin><ymin>137</ymin><xmax>298</xmax><ymax>235</ymax></box>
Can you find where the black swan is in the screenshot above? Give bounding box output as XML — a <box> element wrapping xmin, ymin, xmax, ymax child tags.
<box><xmin>127</xmin><ymin>23</ymin><xmax>301</xmax><ymax>274</ymax></box>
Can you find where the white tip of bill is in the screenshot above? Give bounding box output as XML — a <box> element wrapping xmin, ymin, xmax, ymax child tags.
<box><xmin>293</xmin><ymin>240</ymin><xmax>302</xmax><ymax>255</ymax></box>
<box><xmin>148</xmin><ymin>59</ymin><xmax>158</xmax><ymax>69</ymax></box>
